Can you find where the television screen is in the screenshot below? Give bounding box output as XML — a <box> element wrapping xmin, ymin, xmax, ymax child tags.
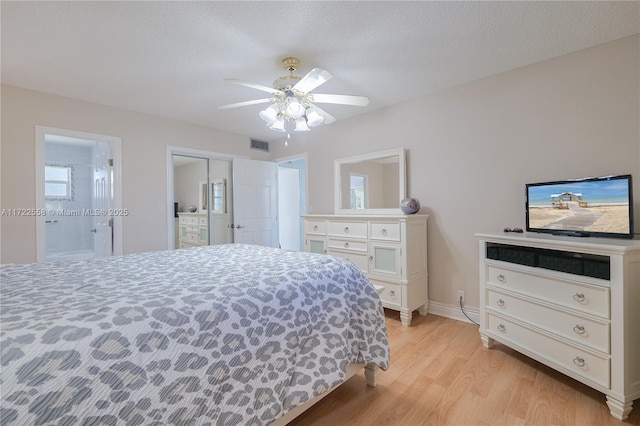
<box><xmin>525</xmin><ymin>174</ymin><xmax>634</xmax><ymax>239</ymax></box>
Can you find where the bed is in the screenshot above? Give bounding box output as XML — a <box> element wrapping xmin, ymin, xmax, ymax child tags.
<box><xmin>0</xmin><ymin>244</ymin><xmax>389</xmax><ymax>425</ymax></box>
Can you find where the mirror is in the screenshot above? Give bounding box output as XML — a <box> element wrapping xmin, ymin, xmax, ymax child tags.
<box><xmin>334</xmin><ymin>148</ymin><xmax>406</xmax><ymax>214</ymax></box>
<box><xmin>199</xmin><ymin>179</ymin><xmax>226</xmax><ymax>213</ymax></box>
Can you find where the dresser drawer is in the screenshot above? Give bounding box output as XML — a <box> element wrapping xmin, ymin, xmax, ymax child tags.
<box><xmin>487</xmin><ymin>288</ymin><xmax>610</xmax><ymax>353</ymax></box>
<box><xmin>486</xmin><ymin>266</ymin><xmax>610</xmax><ymax>318</ymax></box>
<box><xmin>184</xmin><ymin>231</ymin><xmax>200</xmax><ymax>243</ymax></box>
<box><xmin>180</xmin><ymin>215</ymin><xmax>199</xmax><ymax>225</ymax></box>
<box><xmin>305</xmin><ymin>220</ymin><xmax>326</xmax><ymax>235</ymax></box>
<box><xmin>370</xmin><ymin>279</ymin><xmax>402</xmax><ymax>307</ymax></box>
<box><xmin>327</xmin><ymin>221</ymin><xmax>367</xmax><ymax>239</ymax></box>
<box><xmin>327</xmin><ymin>238</ymin><xmax>367</xmax><ymax>253</ymax></box>
<box><xmin>327</xmin><ymin>249</ymin><xmax>369</xmax><ymax>273</ymax></box>
<box><xmin>487</xmin><ymin>314</ymin><xmax>610</xmax><ymax>387</ymax></box>
<box><xmin>369</xmin><ymin>222</ymin><xmax>401</xmax><ymax>241</ymax></box>
<box><xmin>198</xmin><ymin>216</ymin><xmax>207</xmax><ymax>226</ymax></box>
<box><xmin>184</xmin><ymin>225</ymin><xmax>199</xmax><ymax>233</ymax></box>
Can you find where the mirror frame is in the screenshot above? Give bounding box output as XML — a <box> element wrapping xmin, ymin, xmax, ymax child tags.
<box><xmin>334</xmin><ymin>147</ymin><xmax>406</xmax><ymax>215</ymax></box>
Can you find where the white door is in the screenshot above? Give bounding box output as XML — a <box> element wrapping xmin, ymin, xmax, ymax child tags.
<box><xmin>93</xmin><ymin>141</ymin><xmax>113</xmax><ymax>257</ymax></box>
<box><xmin>232</xmin><ymin>158</ymin><xmax>278</xmax><ymax>247</ymax></box>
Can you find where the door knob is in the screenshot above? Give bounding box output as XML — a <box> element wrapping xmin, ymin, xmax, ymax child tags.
<box><xmin>236</xmin><ymin>224</ymin><xmax>245</xmax><ymax>229</ymax></box>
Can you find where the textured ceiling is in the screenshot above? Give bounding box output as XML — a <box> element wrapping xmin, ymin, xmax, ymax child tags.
<box><xmin>2</xmin><ymin>1</ymin><xmax>639</xmax><ymax>142</ymax></box>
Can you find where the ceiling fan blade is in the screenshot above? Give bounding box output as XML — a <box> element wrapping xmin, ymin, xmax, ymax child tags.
<box><xmin>218</xmin><ymin>99</ymin><xmax>272</xmax><ymax>110</ymax></box>
<box><xmin>310</xmin><ymin>104</ymin><xmax>336</xmax><ymax>124</ymax></box>
<box><xmin>224</xmin><ymin>78</ymin><xmax>283</xmax><ymax>95</ymax></box>
<box><xmin>293</xmin><ymin>68</ymin><xmax>333</xmax><ymax>93</ymax></box>
<box><xmin>311</xmin><ymin>94</ymin><xmax>370</xmax><ymax>106</ymax></box>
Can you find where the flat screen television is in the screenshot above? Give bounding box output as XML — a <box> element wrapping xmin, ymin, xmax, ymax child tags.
<box><xmin>525</xmin><ymin>174</ymin><xmax>634</xmax><ymax>239</ymax></box>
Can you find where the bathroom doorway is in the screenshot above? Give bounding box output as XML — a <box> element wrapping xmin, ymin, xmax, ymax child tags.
<box><xmin>35</xmin><ymin>126</ymin><xmax>122</xmax><ymax>262</ymax></box>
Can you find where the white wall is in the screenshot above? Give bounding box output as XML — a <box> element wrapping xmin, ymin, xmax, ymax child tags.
<box><xmin>1</xmin><ymin>85</ymin><xmax>269</xmax><ymax>264</ymax></box>
<box><xmin>269</xmin><ymin>35</ymin><xmax>640</xmax><ymax>309</ymax></box>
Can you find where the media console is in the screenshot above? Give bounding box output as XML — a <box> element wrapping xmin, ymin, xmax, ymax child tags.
<box><xmin>477</xmin><ymin>232</ymin><xmax>640</xmax><ymax>420</ymax></box>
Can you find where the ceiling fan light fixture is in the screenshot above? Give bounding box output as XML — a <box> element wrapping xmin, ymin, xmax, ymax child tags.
<box><xmin>259</xmin><ymin>104</ymin><xmax>279</xmax><ymax>123</ymax></box>
<box><xmin>295</xmin><ymin>117</ymin><xmax>310</xmax><ymax>132</ymax></box>
<box><xmin>221</xmin><ymin>57</ymin><xmax>366</xmax><ymax>135</ymax></box>
<box><xmin>305</xmin><ymin>108</ymin><xmax>324</xmax><ymax>127</ymax></box>
<box><xmin>269</xmin><ymin>116</ymin><xmax>286</xmax><ymax>132</ymax></box>
<box><xmin>285</xmin><ymin>98</ymin><xmax>305</xmax><ymax>119</ymax></box>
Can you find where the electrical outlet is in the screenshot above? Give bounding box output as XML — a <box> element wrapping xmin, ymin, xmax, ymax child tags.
<box><xmin>457</xmin><ymin>291</ymin><xmax>465</xmax><ymax>303</ymax></box>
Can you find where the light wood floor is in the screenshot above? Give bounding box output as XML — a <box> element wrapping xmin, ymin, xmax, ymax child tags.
<box><xmin>288</xmin><ymin>310</ymin><xmax>640</xmax><ymax>426</ymax></box>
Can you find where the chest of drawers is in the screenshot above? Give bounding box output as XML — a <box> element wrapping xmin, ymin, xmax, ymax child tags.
<box><xmin>477</xmin><ymin>232</ymin><xmax>640</xmax><ymax>420</ymax></box>
<box><xmin>178</xmin><ymin>213</ymin><xmax>208</xmax><ymax>248</ymax></box>
<box><xmin>303</xmin><ymin>214</ymin><xmax>428</xmax><ymax>326</ymax></box>
<box><xmin>177</xmin><ymin>213</ymin><xmax>230</xmax><ymax>248</ymax></box>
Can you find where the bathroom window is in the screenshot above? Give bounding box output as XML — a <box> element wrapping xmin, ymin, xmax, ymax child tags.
<box><xmin>45</xmin><ymin>165</ymin><xmax>73</xmax><ymax>200</ymax></box>
<box><xmin>349</xmin><ymin>173</ymin><xmax>368</xmax><ymax>209</ymax></box>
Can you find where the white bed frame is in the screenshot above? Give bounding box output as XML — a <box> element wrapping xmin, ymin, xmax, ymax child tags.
<box><xmin>271</xmin><ymin>363</ymin><xmax>379</xmax><ymax>425</ymax></box>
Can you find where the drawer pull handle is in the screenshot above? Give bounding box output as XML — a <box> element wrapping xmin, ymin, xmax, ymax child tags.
<box><xmin>313</xmin><ymin>225</ymin><xmax>318</xmax><ymax>231</ymax></box>
<box><xmin>381</xmin><ymin>229</ymin><xmax>388</xmax><ymax>236</ymax></box>
<box><xmin>344</xmin><ymin>242</ymin><xmax>349</xmax><ymax>248</ymax></box>
<box><xmin>389</xmin><ymin>290</ymin><xmax>396</xmax><ymax>297</ymax></box>
<box><xmin>497</xmin><ymin>274</ymin><xmax>506</xmax><ymax>283</ymax></box>
<box><xmin>496</xmin><ymin>299</ymin><xmax>506</xmax><ymax>308</ymax></box>
<box><xmin>573</xmin><ymin>356</ymin><xmax>586</xmax><ymax>368</ymax></box>
<box><xmin>497</xmin><ymin>324</ymin><xmax>506</xmax><ymax>333</ymax></box>
<box><xmin>573</xmin><ymin>325</ymin><xmax>586</xmax><ymax>335</ymax></box>
<box><xmin>573</xmin><ymin>293</ymin><xmax>586</xmax><ymax>303</ymax></box>
<box><xmin>344</xmin><ymin>227</ymin><xmax>349</xmax><ymax>233</ymax></box>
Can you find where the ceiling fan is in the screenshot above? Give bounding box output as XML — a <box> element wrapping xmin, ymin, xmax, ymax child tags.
<box><xmin>218</xmin><ymin>57</ymin><xmax>369</xmax><ymax>132</ymax></box>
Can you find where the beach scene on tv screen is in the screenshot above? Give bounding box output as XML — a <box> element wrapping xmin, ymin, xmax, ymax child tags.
<box><xmin>528</xmin><ymin>180</ymin><xmax>630</xmax><ymax>234</ymax></box>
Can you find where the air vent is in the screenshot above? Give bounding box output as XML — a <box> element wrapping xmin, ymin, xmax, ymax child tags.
<box><xmin>250</xmin><ymin>138</ymin><xmax>269</xmax><ymax>152</ymax></box>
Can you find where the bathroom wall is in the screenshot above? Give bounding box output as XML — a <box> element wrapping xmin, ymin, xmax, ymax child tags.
<box><xmin>44</xmin><ymin>141</ymin><xmax>94</xmax><ymax>255</ymax></box>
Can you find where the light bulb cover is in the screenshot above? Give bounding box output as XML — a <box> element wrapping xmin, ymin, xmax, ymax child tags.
<box><xmin>259</xmin><ymin>104</ymin><xmax>279</xmax><ymax>123</ymax></box>
<box><xmin>269</xmin><ymin>116</ymin><xmax>286</xmax><ymax>132</ymax></box>
<box><xmin>295</xmin><ymin>117</ymin><xmax>310</xmax><ymax>132</ymax></box>
<box><xmin>305</xmin><ymin>108</ymin><xmax>324</xmax><ymax>127</ymax></box>
<box><xmin>285</xmin><ymin>98</ymin><xmax>305</xmax><ymax>119</ymax></box>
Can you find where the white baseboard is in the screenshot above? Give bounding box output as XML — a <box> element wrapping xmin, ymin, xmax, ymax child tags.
<box><xmin>427</xmin><ymin>300</ymin><xmax>480</xmax><ymax>325</ymax></box>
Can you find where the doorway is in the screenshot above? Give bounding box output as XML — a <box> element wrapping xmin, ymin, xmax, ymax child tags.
<box><xmin>35</xmin><ymin>126</ymin><xmax>123</xmax><ymax>262</ymax></box>
<box><xmin>277</xmin><ymin>154</ymin><xmax>307</xmax><ymax>251</ymax></box>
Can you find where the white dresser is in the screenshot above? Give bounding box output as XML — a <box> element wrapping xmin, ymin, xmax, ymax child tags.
<box><xmin>302</xmin><ymin>214</ymin><xmax>428</xmax><ymax>326</ymax></box>
<box><xmin>178</xmin><ymin>213</ymin><xmax>208</xmax><ymax>248</ymax></box>
<box><xmin>477</xmin><ymin>232</ymin><xmax>640</xmax><ymax>420</ymax></box>
<box><xmin>178</xmin><ymin>212</ymin><xmax>230</xmax><ymax>248</ymax></box>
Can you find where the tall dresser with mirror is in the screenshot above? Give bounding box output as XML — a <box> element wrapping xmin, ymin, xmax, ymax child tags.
<box><xmin>302</xmin><ymin>147</ymin><xmax>429</xmax><ymax>326</ymax></box>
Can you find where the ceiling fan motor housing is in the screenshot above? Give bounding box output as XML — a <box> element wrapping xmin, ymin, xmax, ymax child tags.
<box><xmin>273</xmin><ymin>57</ymin><xmax>302</xmax><ymax>90</ymax></box>
<box><xmin>282</xmin><ymin>57</ymin><xmax>300</xmax><ymax>72</ymax></box>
